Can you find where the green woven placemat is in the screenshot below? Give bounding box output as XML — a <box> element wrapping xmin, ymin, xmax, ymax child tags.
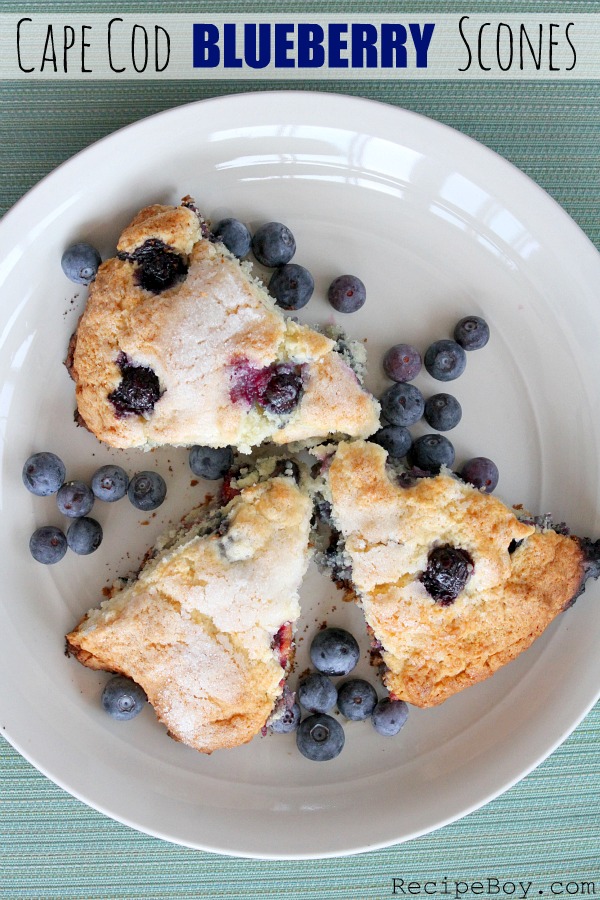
<box><xmin>1</xmin><ymin>705</ymin><xmax>599</xmax><ymax>897</ymax></box>
<box><xmin>1</xmin><ymin>2</ymin><xmax>599</xmax><ymax>897</ymax></box>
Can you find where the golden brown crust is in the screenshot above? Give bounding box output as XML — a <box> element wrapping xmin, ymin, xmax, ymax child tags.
<box><xmin>71</xmin><ymin>200</ymin><xmax>380</xmax><ymax>451</ymax></box>
<box><xmin>73</xmin><ymin>258</ymin><xmax>144</xmax><ymax>447</ymax></box>
<box><xmin>327</xmin><ymin>440</ymin><xmax>589</xmax><ymax>708</ymax></box>
<box><xmin>66</xmin><ymin>476</ymin><xmax>312</xmax><ymax>753</ymax></box>
<box><xmin>117</xmin><ymin>203</ymin><xmax>200</xmax><ymax>256</ymax></box>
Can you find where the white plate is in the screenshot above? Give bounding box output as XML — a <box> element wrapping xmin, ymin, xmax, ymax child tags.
<box><xmin>1</xmin><ymin>91</ymin><xmax>599</xmax><ymax>860</ymax></box>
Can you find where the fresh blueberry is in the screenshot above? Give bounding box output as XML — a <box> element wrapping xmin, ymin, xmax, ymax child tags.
<box><xmin>213</xmin><ymin>218</ymin><xmax>251</xmax><ymax>258</ymax></box>
<box><xmin>56</xmin><ymin>481</ymin><xmax>94</xmax><ymax>518</ymax></box>
<box><xmin>371</xmin><ymin>425</ymin><xmax>413</xmax><ymax>459</ymax></box>
<box><xmin>327</xmin><ymin>274</ymin><xmax>366</xmax><ymax>314</ymax></box>
<box><xmin>461</xmin><ymin>457</ymin><xmax>499</xmax><ymax>493</ymax></box>
<box><xmin>372</xmin><ymin>698</ymin><xmax>409</xmax><ymax>736</ymax></box>
<box><xmin>296</xmin><ymin>713</ymin><xmax>345</xmax><ymax>761</ymax></box>
<box><xmin>383</xmin><ymin>344</ymin><xmax>422</xmax><ymax>382</ymax></box>
<box><xmin>252</xmin><ymin>222</ymin><xmax>296</xmax><ymax>267</ymax></box>
<box><xmin>128</xmin><ymin>471</ymin><xmax>167</xmax><ymax>511</ymax></box>
<box><xmin>424</xmin><ymin>339</ymin><xmax>466</xmax><ymax>381</ymax></box>
<box><xmin>409</xmin><ymin>434</ymin><xmax>455</xmax><ymax>473</ymax></box>
<box><xmin>269</xmin><ymin>702</ymin><xmax>301</xmax><ymax>734</ymax></box>
<box><xmin>61</xmin><ymin>242</ymin><xmax>101</xmax><ymax>285</ymax></box>
<box><xmin>189</xmin><ymin>446</ymin><xmax>234</xmax><ymax>480</ymax></box>
<box><xmin>29</xmin><ymin>525</ymin><xmax>67</xmax><ymax>564</ymax></box>
<box><xmin>269</xmin><ymin>263</ymin><xmax>314</xmax><ymax>310</ymax></box>
<box><xmin>380</xmin><ymin>383</ymin><xmax>425</xmax><ymax>427</ymax></box>
<box><xmin>66</xmin><ymin>517</ymin><xmax>103</xmax><ymax>555</ymax></box>
<box><xmin>310</xmin><ymin>627</ymin><xmax>360</xmax><ymax>677</ymax></box>
<box><xmin>420</xmin><ymin>545</ymin><xmax>474</xmax><ymax>605</ymax></box>
<box><xmin>22</xmin><ymin>451</ymin><xmax>66</xmax><ymax>496</ymax></box>
<box><xmin>337</xmin><ymin>679</ymin><xmax>378</xmax><ymax>721</ymax></box>
<box><xmin>423</xmin><ymin>393</ymin><xmax>462</xmax><ymax>431</ymax></box>
<box><xmin>297</xmin><ymin>673</ymin><xmax>337</xmax><ymax>714</ymax></box>
<box><xmin>91</xmin><ymin>464</ymin><xmax>129</xmax><ymax>502</ymax></box>
<box><xmin>454</xmin><ymin>315</ymin><xmax>490</xmax><ymax>351</ymax></box>
<box><xmin>101</xmin><ymin>675</ymin><xmax>147</xmax><ymax>721</ymax></box>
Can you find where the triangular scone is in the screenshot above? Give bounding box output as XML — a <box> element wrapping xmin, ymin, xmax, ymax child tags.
<box><xmin>69</xmin><ymin>200</ymin><xmax>380</xmax><ymax>451</ymax></box>
<box><xmin>66</xmin><ymin>467</ymin><xmax>312</xmax><ymax>753</ymax></box>
<box><xmin>324</xmin><ymin>440</ymin><xmax>599</xmax><ymax>707</ymax></box>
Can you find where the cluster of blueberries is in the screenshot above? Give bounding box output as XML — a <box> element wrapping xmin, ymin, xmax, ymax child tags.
<box><xmin>214</xmin><ymin>217</ymin><xmax>366</xmax><ymax>314</ymax></box>
<box><xmin>373</xmin><ymin>316</ymin><xmax>499</xmax><ymax>492</ymax></box>
<box><xmin>271</xmin><ymin>627</ymin><xmax>409</xmax><ymax>761</ymax></box>
<box><xmin>24</xmin><ymin>444</ymin><xmax>239</xmax><ymax>565</ymax></box>
<box><xmin>23</xmin><ymin>452</ymin><xmax>167</xmax><ymax>563</ymax></box>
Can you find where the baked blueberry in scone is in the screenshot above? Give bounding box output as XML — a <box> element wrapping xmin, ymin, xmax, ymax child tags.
<box><xmin>66</xmin><ymin>461</ymin><xmax>312</xmax><ymax>753</ymax></box>
<box><xmin>321</xmin><ymin>440</ymin><xmax>600</xmax><ymax>708</ymax></box>
<box><xmin>68</xmin><ymin>199</ymin><xmax>380</xmax><ymax>451</ymax></box>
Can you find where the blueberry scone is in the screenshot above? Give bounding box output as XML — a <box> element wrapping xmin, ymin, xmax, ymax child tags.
<box><xmin>68</xmin><ymin>199</ymin><xmax>380</xmax><ymax>451</ymax></box>
<box><xmin>66</xmin><ymin>462</ymin><xmax>312</xmax><ymax>753</ymax></box>
<box><xmin>320</xmin><ymin>440</ymin><xmax>600</xmax><ymax>707</ymax></box>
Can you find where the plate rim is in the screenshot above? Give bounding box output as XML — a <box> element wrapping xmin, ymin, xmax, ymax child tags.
<box><xmin>2</xmin><ymin>89</ymin><xmax>599</xmax><ymax>264</ymax></box>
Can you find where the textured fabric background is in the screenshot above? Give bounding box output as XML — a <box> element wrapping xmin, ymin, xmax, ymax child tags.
<box><xmin>1</xmin><ymin>1</ymin><xmax>599</xmax><ymax>897</ymax></box>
